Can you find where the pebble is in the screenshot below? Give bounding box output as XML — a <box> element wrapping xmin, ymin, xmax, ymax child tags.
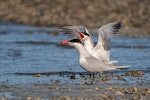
<box><xmin>95</xmin><ymin>87</ymin><xmax>99</xmax><ymax>90</ymax></box>
<box><xmin>101</xmin><ymin>75</ymin><xmax>110</xmax><ymax>81</ymax></box>
<box><xmin>105</xmin><ymin>87</ymin><xmax>113</xmax><ymax>90</ymax></box>
<box><xmin>55</xmin><ymin>80</ymin><xmax>61</xmax><ymax>83</ymax></box>
<box><xmin>133</xmin><ymin>87</ymin><xmax>138</xmax><ymax>93</ymax></box>
<box><xmin>116</xmin><ymin>75</ymin><xmax>126</xmax><ymax>81</ymax></box>
<box><xmin>70</xmin><ymin>75</ymin><xmax>78</xmax><ymax>79</ymax></box>
<box><xmin>68</xmin><ymin>88</ymin><xmax>71</xmax><ymax>91</ymax></box>
<box><xmin>61</xmin><ymin>96</ymin><xmax>71</xmax><ymax>100</ymax></box>
<box><xmin>56</xmin><ymin>87</ymin><xmax>59</xmax><ymax>90</ymax></box>
<box><xmin>125</xmin><ymin>70</ymin><xmax>144</xmax><ymax>76</ymax></box>
<box><xmin>34</xmin><ymin>74</ymin><xmax>42</xmax><ymax>77</ymax></box>
<box><xmin>146</xmin><ymin>88</ymin><xmax>150</xmax><ymax>94</ymax></box>
<box><xmin>27</xmin><ymin>97</ymin><xmax>32</xmax><ymax>100</ymax></box>
<box><xmin>115</xmin><ymin>90</ymin><xmax>124</xmax><ymax>96</ymax></box>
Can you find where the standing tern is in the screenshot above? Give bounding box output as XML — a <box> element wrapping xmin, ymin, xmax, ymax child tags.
<box><xmin>60</xmin><ymin>39</ymin><xmax>128</xmax><ymax>72</ymax></box>
<box><xmin>60</xmin><ymin>21</ymin><xmax>121</xmax><ymax>64</ymax></box>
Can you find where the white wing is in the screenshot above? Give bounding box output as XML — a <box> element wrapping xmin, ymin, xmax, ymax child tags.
<box><xmin>99</xmin><ymin>21</ymin><xmax>122</xmax><ymax>39</ymax></box>
<box><xmin>98</xmin><ymin>21</ymin><xmax>122</xmax><ymax>48</ymax></box>
<box><xmin>91</xmin><ymin>21</ymin><xmax>122</xmax><ymax>62</ymax></box>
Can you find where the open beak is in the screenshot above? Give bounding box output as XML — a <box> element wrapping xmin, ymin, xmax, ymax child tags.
<box><xmin>60</xmin><ymin>40</ymin><xmax>69</xmax><ymax>44</ymax></box>
<box><xmin>76</xmin><ymin>31</ymin><xmax>84</xmax><ymax>40</ymax></box>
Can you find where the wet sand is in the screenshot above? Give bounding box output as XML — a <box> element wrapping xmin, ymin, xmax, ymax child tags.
<box><xmin>0</xmin><ymin>70</ymin><xmax>150</xmax><ymax>99</ymax></box>
<box><xmin>0</xmin><ymin>84</ymin><xmax>150</xmax><ymax>100</ymax></box>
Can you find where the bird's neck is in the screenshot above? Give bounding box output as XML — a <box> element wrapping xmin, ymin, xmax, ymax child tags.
<box><xmin>74</xmin><ymin>43</ymin><xmax>91</xmax><ymax>58</ymax></box>
<box><xmin>84</xmin><ymin>37</ymin><xmax>94</xmax><ymax>53</ymax></box>
<box><xmin>97</xmin><ymin>31</ymin><xmax>105</xmax><ymax>46</ymax></box>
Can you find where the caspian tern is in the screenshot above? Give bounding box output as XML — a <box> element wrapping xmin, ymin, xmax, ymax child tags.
<box><xmin>60</xmin><ymin>39</ymin><xmax>128</xmax><ymax>72</ymax></box>
<box><xmin>60</xmin><ymin>21</ymin><xmax>121</xmax><ymax>64</ymax></box>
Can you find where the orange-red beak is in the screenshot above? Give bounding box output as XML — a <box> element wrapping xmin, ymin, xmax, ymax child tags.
<box><xmin>77</xmin><ymin>31</ymin><xmax>84</xmax><ymax>40</ymax></box>
<box><xmin>60</xmin><ymin>40</ymin><xmax>69</xmax><ymax>44</ymax></box>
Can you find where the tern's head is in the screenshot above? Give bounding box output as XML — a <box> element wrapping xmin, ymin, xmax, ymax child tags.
<box><xmin>60</xmin><ymin>39</ymin><xmax>82</xmax><ymax>46</ymax></box>
<box><xmin>77</xmin><ymin>31</ymin><xmax>90</xmax><ymax>41</ymax></box>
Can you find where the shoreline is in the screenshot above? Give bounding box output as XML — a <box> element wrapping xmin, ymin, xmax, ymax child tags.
<box><xmin>0</xmin><ymin>0</ymin><xmax>150</xmax><ymax>37</ymax></box>
<box><xmin>0</xmin><ymin>21</ymin><xmax>149</xmax><ymax>37</ymax></box>
<box><xmin>1</xmin><ymin>84</ymin><xmax>150</xmax><ymax>99</ymax></box>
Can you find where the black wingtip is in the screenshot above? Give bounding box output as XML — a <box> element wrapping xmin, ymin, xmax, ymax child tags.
<box><xmin>113</xmin><ymin>21</ymin><xmax>122</xmax><ymax>29</ymax></box>
<box><xmin>108</xmin><ymin>21</ymin><xmax>121</xmax><ymax>35</ymax></box>
<box><xmin>111</xmin><ymin>21</ymin><xmax>122</xmax><ymax>34</ymax></box>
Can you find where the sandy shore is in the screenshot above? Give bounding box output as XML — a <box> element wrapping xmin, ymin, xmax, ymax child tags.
<box><xmin>0</xmin><ymin>0</ymin><xmax>150</xmax><ymax>37</ymax></box>
<box><xmin>1</xmin><ymin>70</ymin><xmax>150</xmax><ymax>99</ymax></box>
<box><xmin>0</xmin><ymin>84</ymin><xmax>150</xmax><ymax>100</ymax></box>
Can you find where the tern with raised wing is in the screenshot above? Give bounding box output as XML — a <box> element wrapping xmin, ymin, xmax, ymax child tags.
<box><xmin>60</xmin><ymin>39</ymin><xmax>128</xmax><ymax>72</ymax></box>
<box><xmin>60</xmin><ymin>21</ymin><xmax>121</xmax><ymax>64</ymax></box>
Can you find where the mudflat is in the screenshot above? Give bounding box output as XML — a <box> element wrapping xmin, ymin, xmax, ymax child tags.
<box><xmin>0</xmin><ymin>84</ymin><xmax>150</xmax><ymax>100</ymax></box>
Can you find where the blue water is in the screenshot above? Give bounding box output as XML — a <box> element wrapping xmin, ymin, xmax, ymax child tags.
<box><xmin>0</xmin><ymin>23</ymin><xmax>150</xmax><ymax>86</ymax></box>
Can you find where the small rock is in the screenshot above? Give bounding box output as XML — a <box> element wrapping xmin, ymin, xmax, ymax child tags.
<box><xmin>133</xmin><ymin>87</ymin><xmax>138</xmax><ymax>93</ymax></box>
<box><xmin>105</xmin><ymin>87</ymin><xmax>113</xmax><ymax>90</ymax></box>
<box><xmin>115</xmin><ymin>90</ymin><xmax>124</xmax><ymax>96</ymax></box>
<box><xmin>34</xmin><ymin>74</ymin><xmax>42</xmax><ymax>77</ymax></box>
<box><xmin>125</xmin><ymin>70</ymin><xmax>144</xmax><ymax>77</ymax></box>
<box><xmin>56</xmin><ymin>87</ymin><xmax>59</xmax><ymax>90</ymax></box>
<box><xmin>142</xmin><ymin>91</ymin><xmax>147</xmax><ymax>96</ymax></box>
<box><xmin>137</xmin><ymin>78</ymin><xmax>143</xmax><ymax>83</ymax></box>
<box><xmin>95</xmin><ymin>87</ymin><xmax>99</xmax><ymax>90</ymax></box>
<box><xmin>27</xmin><ymin>97</ymin><xmax>32</xmax><ymax>100</ymax></box>
<box><xmin>61</xmin><ymin>96</ymin><xmax>71</xmax><ymax>100</ymax></box>
<box><xmin>70</xmin><ymin>75</ymin><xmax>78</xmax><ymax>79</ymax></box>
<box><xmin>116</xmin><ymin>75</ymin><xmax>126</xmax><ymax>81</ymax></box>
<box><xmin>146</xmin><ymin>88</ymin><xmax>150</xmax><ymax>94</ymax></box>
<box><xmin>55</xmin><ymin>80</ymin><xmax>61</xmax><ymax>83</ymax></box>
<box><xmin>68</xmin><ymin>88</ymin><xmax>71</xmax><ymax>91</ymax></box>
<box><xmin>124</xmin><ymin>89</ymin><xmax>131</xmax><ymax>94</ymax></box>
<box><xmin>102</xmin><ymin>94</ymin><xmax>109</xmax><ymax>99</ymax></box>
<box><xmin>101</xmin><ymin>75</ymin><xmax>111</xmax><ymax>81</ymax></box>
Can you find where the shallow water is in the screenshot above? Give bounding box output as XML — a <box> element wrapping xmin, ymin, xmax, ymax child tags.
<box><xmin>0</xmin><ymin>23</ymin><xmax>150</xmax><ymax>86</ymax></box>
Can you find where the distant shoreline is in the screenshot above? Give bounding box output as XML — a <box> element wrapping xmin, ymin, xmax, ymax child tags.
<box><xmin>0</xmin><ymin>22</ymin><xmax>149</xmax><ymax>37</ymax></box>
<box><xmin>0</xmin><ymin>0</ymin><xmax>150</xmax><ymax>37</ymax></box>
